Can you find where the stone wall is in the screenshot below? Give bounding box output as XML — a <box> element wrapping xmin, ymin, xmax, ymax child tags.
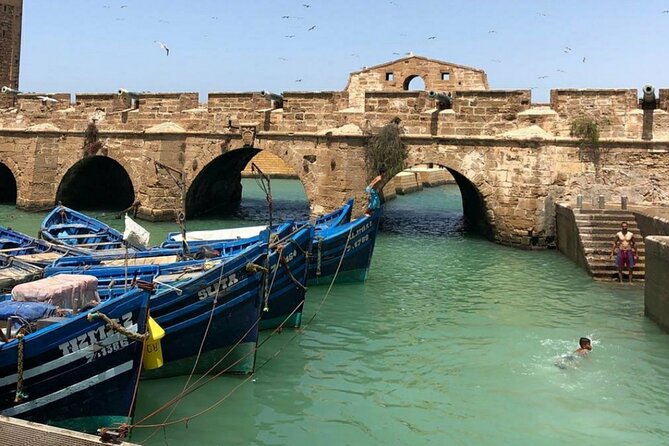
<box><xmin>555</xmin><ymin>204</ymin><xmax>589</xmax><ymax>270</ymax></box>
<box><xmin>644</xmin><ymin>236</ymin><xmax>669</xmax><ymax>333</ymax></box>
<box><xmin>344</xmin><ymin>56</ymin><xmax>489</xmax><ymax>109</ymax></box>
<box><xmin>633</xmin><ymin>210</ymin><xmax>669</xmax><ymax>237</ymax></box>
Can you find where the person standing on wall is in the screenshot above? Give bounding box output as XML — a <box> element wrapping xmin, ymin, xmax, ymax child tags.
<box><xmin>365</xmin><ymin>165</ymin><xmax>386</xmax><ymax>216</ymax></box>
<box><xmin>610</xmin><ymin>221</ymin><xmax>638</xmax><ymax>283</ymax></box>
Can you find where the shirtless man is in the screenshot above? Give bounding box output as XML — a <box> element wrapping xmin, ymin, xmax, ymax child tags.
<box><xmin>575</xmin><ymin>337</ymin><xmax>592</xmax><ymax>356</ymax></box>
<box><xmin>610</xmin><ymin>221</ymin><xmax>638</xmax><ymax>283</ymax></box>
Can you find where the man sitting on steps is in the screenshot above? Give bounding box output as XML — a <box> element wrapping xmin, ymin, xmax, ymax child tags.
<box><xmin>610</xmin><ymin>221</ymin><xmax>638</xmax><ymax>283</ymax></box>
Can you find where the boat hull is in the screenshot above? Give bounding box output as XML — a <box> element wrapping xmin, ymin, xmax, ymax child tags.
<box><xmin>0</xmin><ymin>288</ymin><xmax>150</xmax><ymax>434</ymax></box>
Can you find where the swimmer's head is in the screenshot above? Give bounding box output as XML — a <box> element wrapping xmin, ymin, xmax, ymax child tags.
<box><xmin>579</xmin><ymin>337</ymin><xmax>592</xmax><ymax>350</ymax></box>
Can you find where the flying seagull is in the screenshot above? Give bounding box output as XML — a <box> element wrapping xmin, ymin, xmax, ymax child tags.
<box><xmin>488</xmin><ymin>30</ymin><xmax>497</xmax><ymax>33</ymax></box>
<box><xmin>295</xmin><ymin>79</ymin><xmax>302</xmax><ymax>82</ymax></box>
<box><xmin>37</xmin><ymin>96</ymin><xmax>58</xmax><ymax>103</ymax></box>
<box><xmin>155</xmin><ymin>41</ymin><xmax>170</xmax><ymax>56</ymax></box>
<box><xmin>556</xmin><ymin>69</ymin><xmax>566</xmax><ymax>73</ymax></box>
<box><xmin>303</xmin><ymin>3</ymin><xmax>311</xmax><ymax>7</ymax></box>
<box><xmin>308</xmin><ymin>25</ymin><xmax>316</xmax><ymax>31</ymax></box>
<box><xmin>564</xmin><ymin>46</ymin><xmax>572</xmax><ymax>51</ymax></box>
<box><xmin>427</xmin><ymin>36</ymin><xmax>436</xmax><ymax>39</ymax></box>
<box><xmin>582</xmin><ymin>57</ymin><xmax>586</xmax><ymax>63</ymax></box>
<box><xmin>663</xmin><ymin>10</ymin><xmax>669</xmax><ymax>13</ymax></box>
<box><xmin>537</xmin><ymin>75</ymin><xmax>549</xmax><ymax>79</ymax></box>
<box><xmin>284</xmin><ymin>35</ymin><xmax>295</xmax><ymax>38</ymax></box>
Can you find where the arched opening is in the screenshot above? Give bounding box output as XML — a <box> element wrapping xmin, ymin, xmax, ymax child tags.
<box><xmin>0</xmin><ymin>162</ymin><xmax>17</xmax><ymax>203</ymax></box>
<box><xmin>56</xmin><ymin>156</ymin><xmax>135</xmax><ymax>211</ymax></box>
<box><xmin>403</xmin><ymin>75</ymin><xmax>426</xmax><ymax>91</ymax></box>
<box><xmin>186</xmin><ymin>149</ymin><xmax>309</xmax><ymax>221</ymax></box>
<box><xmin>380</xmin><ymin>164</ymin><xmax>492</xmax><ymax>239</ymax></box>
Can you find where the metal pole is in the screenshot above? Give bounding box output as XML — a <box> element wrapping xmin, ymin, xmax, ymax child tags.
<box><xmin>576</xmin><ymin>194</ymin><xmax>583</xmax><ymax>209</ymax></box>
<box><xmin>621</xmin><ymin>195</ymin><xmax>628</xmax><ymax>210</ymax></box>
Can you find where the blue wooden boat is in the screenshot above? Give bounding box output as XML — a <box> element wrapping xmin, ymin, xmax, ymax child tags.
<box><xmin>45</xmin><ymin>222</ymin><xmax>296</xmax><ymax>271</ymax></box>
<box><xmin>40</xmin><ymin>205</ymin><xmax>137</xmax><ymax>251</ymax></box>
<box><xmin>160</xmin><ymin>199</ymin><xmax>353</xmax><ymax>249</ymax></box>
<box><xmin>0</xmin><ymin>255</ymin><xmax>42</xmax><ymax>293</ymax></box>
<box><xmin>47</xmin><ymin>226</ymin><xmax>313</xmax><ymax>338</ymax></box>
<box><xmin>0</xmin><ymin>226</ymin><xmax>84</xmax><ymax>267</ymax></box>
<box><xmin>0</xmin><ymin>285</ymin><xmax>150</xmax><ymax>434</ymax></box>
<box><xmin>308</xmin><ymin>208</ymin><xmax>381</xmax><ymax>285</ymax></box>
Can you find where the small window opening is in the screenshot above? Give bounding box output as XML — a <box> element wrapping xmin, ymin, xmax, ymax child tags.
<box><xmin>385</xmin><ymin>72</ymin><xmax>394</xmax><ymax>81</ymax></box>
<box><xmin>441</xmin><ymin>72</ymin><xmax>450</xmax><ymax>81</ymax></box>
<box><xmin>1</xmin><ymin>30</ymin><xmax>5</xmax><ymax>38</ymax></box>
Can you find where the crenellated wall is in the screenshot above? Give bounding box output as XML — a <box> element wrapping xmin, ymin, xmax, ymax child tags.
<box><xmin>1</xmin><ymin>55</ymin><xmax>669</xmax><ymax>248</ymax></box>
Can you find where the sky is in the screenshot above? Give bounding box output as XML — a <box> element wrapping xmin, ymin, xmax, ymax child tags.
<box><xmin>18</xmin><ymin>0</ymin><xmax>669</xmax><ymax>103</ymax></box>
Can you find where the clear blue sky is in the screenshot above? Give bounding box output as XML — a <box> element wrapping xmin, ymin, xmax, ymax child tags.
<box><xmin>19</xmin><ymin>0</ymin><xmax>669</xmax><ymax>102</ymax></box>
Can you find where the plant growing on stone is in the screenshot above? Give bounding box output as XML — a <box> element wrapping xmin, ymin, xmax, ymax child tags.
<box><xmin>82</xmin><ymin>120</ymin><xmax>104</xmax><ymax>157</ymax></box>
<box><xmin>365</xmin><ymin>117</ymin><xmax>407</xmax><ymax>180</ymax></box>
<box><xmin>570</xmin><ymin>116</ymin><xmax>602</xmax><ymax>165</ymax></box>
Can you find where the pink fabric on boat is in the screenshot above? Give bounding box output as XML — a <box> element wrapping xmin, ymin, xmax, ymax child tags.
<box><xmin>11</xmin><ymin>274</ymin><xmax>99</xmax><ymax>311</ymax></box>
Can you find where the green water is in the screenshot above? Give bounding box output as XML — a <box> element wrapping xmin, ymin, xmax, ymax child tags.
<box><xmin>2</xmin><ymin>181</ymin><xmax>669</xmax><ymax>445</ymax></box>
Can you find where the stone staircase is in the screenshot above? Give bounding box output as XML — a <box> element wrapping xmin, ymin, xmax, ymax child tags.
<box><xmin>573</xmin><ymin>209</ymin><xmax>645</xmax><ymax>281</ymax></box>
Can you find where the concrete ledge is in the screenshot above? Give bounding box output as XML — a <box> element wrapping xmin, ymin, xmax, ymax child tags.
<box><xmin>645</xmin><ymin>236</ymin><xmax>669</xmax><ymax>333</ymax></box>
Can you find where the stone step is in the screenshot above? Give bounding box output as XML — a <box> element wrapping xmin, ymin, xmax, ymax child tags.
<box><xmin>574</xmin><ymin>218</ymin><xmax>638</xmax><ymax>226</ymax></box>
<box><xmin>583</xmin><ymin>247</ymin><xmax>645</xmax><ymax>254</ymax></box>
<box><xmin>587</xmin><ymin>259</ymin><xmax>645</xmax><ymax>268</ymax></box>
<box><xmin>579</xmin><ymin>233</ymin><xmax>645</xmax><ymax>242</ymax></box>
<box><xmin>574</xmin><ymin>209</ymin><xmax>635</xmax><ymax>215</ymax></box>
<box><xmin>576</xmin><ymin>227</ymin><xmax>640</xmax><ymax>235</ymax></box>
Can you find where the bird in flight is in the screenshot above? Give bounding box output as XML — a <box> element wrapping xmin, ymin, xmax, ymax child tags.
<box><xmin>350</xmin><ymin>53</ymin><xmax>360</xmax><ymax>57</ymax></box>
<box><xmin>155</xmin><ymin>41</ymin><xmax>170</xmax><ymax>56</ymax></box>
<box><xmin>295</xmin><ymin>79</ymin><xmax>302</xmax><ymax>82</ymax></box>
<box><xmin>537</xmin><ymin>75</ymin><xmax>549</xmax><ymax>79</ymax></box>
<box><xmin>284</xmin><ymin>35</ymin><xmax>295</xmax><ymax>38</ymax></box>
<box><xmin>308</xmin><ymin>25</ymin><xmax>316</xmax><ymax>31</ymax></box>
<box><xmin>158</xmin><ymin>20</ymin><xmax>170</xmax><ymax>24</ymax></box>
<box><xmin>303</xmin><ymin>3</ymin><xmax>311</xmax><ymax>7</ymax></box>
<box><xmin>490</xmin><ymin>58</ymin><xmax>502</xmax><ymax>63</ymax></box>
<box><xmin>37</xmin><ymin>96</ymin><xmax>58</xmax><ymax>103</ymax></box>
<box><xmin>556</xmin><ymin>69</ymin><xmax>566</xmax><ymax>73</ymax></box>
<box><xmin>120</xmin><ymin>4</ymin><xmax>127</xmax><ymax>8</ymax></box>
<box><xmin>211</xmin><ymin>16</ymin><xmax>219</xmax><ymax>20</ymax></box>
<box><xmin>278</xmin><ymin>57</ymin><xmax>288</xmax><ymax>61</ymax></box>
<box><xmin>582</xmin><ymin>57</ymin><xmax>586</xmax><ymax>63</ymax></box>
<box><xmin>662</xmin><ymin>10</ymin><xmax>669</xmax><ymax>13</ymax></box>
<box><xmin>392</xmin><ymin>52</ymin><xmax>400</xmax><ymax>55</ymax></box>
<box><xmin>564</xmin><ymin>46</ymin><xmax>572</xmax><ymax>52</ymax></box>
<box><xmin>536</xmin><ymin>12</ymin><xmax>547</xmax><ymax>16</ymax></box>
<box><xmin>488</xmin><ymin>30</ymin><xmax>497</xmax><ymax>33</ymax></box>
<box><xmin>427</xmin><ymin>36</ymin><xmax>436</xmax><ymax>40</ymax></box>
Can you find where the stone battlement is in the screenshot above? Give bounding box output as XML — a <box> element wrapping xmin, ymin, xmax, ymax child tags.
<box><xmin>2</xmin><ymin>86</ymin><xmax>669</xmax><ymax>141</ymax></box>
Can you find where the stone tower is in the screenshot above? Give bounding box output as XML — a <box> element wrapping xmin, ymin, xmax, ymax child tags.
<box><xmin>0</xmin><ymin>0</ymin><xmax>22</xmax><ymax>107</ymax></box>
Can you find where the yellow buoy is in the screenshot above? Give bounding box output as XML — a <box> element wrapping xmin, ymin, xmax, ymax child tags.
<box><xmin>143</xmin><ymin>316</ymin><xmax>165</xmax><ymax>370</ymax></box>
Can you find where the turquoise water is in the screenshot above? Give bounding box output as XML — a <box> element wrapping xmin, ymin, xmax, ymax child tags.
<box><xmin>2</xmin><ymin>181</ymin><xmax>669</xmax><ymax>445</ymax></box>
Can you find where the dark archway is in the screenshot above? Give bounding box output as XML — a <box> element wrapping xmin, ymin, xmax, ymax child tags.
<box><xmin>446</xmin><ymin>167</ymin><xmax>494</xmax><ymax>240</ymax></box>
<box><xmin>56</xmin><ymin>156</ymin><xmax>134</xmax><ymax>211</ymax></box>
<box><xmin>403</xmin><ymin>75</ymin><xmax>426</xmax><ymax>91</ymax></box>
<box><xmin>0</xmin><ymin>162</ymin><xmax>17</xmax><ymax>203</ymax></box>
<box><xmin>186</xmin><ymin>148</ymin><xmax>260</xmax><ymax>218</ymax></box>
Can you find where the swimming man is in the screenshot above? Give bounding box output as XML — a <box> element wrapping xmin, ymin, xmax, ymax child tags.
<box><xmin>575</xmin><ymin>337</ymin><xmax>592</xmax><ymax>356</ymax></box>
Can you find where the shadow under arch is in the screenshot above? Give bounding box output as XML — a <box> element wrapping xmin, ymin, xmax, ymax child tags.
<box><xmin>0</xmin><ymin>162</ymin><xmax>17</xmax><ymax>203</ymax></box>
<box><xmin>186</xmin><ymin>148</ymin><xmax>260</xmax><ymax>218</ymax></box>
<box><xmin>56</xmin><ymin>156</ymin><xmax>135</xmax><ymax>210</ymax></box>
<box><xmin>384</xmin><ymin>163</ymin><xmax>493</xmax><ymax>239</ymax></box>
<box><xmin>445</xmin><ymin>167</ymin><xmax>494</xmax><ymax>240</ymax></box>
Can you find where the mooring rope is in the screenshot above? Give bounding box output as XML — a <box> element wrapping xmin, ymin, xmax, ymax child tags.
<box><xmin>14</xmin><ymin>333</ymin><xmax>26</xmax><ymax>403</ymax></box>
<box><xmin>130</xmin><ymin>228</ymin><xmax>353</xmax><ymax>438</ymax></box>
<box><xmin>87</xmin><ymin>312</ymin><xmax>148</xmax><ymax>342</ymax></box>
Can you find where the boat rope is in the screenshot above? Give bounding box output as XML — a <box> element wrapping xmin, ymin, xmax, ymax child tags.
<box><xmin>140</xmin><ymin>261</ymin><xmax>230</xmax><ymax>443</ymax></box>
<box><xmin>256</xmin><ymin>225</ymin><xmax>353</xmax><ymax>372</ymax></box>
<box><xmin>316</xmin><ymin>236</ymin><xmax>323</xmax><ymax>276</ymax></box>
<box><xmin>14</xmin><ymin>333</ymin><xmax>27</xmax><ymax>403</ymax></box>
<box><xmin>126</xmin><ymin>226</ymin><xmax>349</xmax><ymax>434</ymax></box>
<box><xmin>279</xmin><ymin>250</ymin><xmax>307</xmax><ymax>291</ymax></box>
<box><xmin>86</xmin><ymin>312</ymin><xmax>148</xmax><ymax>342</ymax></box>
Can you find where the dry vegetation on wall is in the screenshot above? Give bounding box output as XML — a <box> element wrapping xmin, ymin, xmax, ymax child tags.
<box><xmin>82</xmin><ymin>120</ymin><xmax>105</xmax><ymax>157</ymax></box>
<box><xmin>570</xmin><ymin>116</ymin><xmax>605</xmax><ymax>166</ymax></box>
<box><xmin>365</xmin><ymin>118</ymin><xmax>408</xmax><ymax>180</ymax></box>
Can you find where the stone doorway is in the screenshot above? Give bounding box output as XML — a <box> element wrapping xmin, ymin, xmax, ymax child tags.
<box><xmin>0</xmin><ymin>162</ymin><xmax>17</xmax><ymax>203</ymax></box>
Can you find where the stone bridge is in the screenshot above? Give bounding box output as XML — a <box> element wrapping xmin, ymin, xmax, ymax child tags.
<box><xmin>1</xmin><ymin>56</ymin><xmax>669</xmax><ymax>247</ymax></box>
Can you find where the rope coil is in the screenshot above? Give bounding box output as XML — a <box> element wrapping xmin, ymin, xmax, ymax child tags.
<box><xmin>87</xmin><ymin>312</ymin><xmax>148</xmax><ymax>342</ymax></box>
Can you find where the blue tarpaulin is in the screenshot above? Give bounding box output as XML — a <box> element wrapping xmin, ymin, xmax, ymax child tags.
<box><xmin>0</xmin><ymin>301</ymin><xmax>57</xmax><ymax>321</ymax></box>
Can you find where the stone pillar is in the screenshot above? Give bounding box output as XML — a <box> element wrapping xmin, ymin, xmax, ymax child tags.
<box><xmin>18</xmin><ymin>131</ymin><xmax>62</xmax><ymax>210</ymax></box>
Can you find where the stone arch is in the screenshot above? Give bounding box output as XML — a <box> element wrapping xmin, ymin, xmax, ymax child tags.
<box><xmin>403</xmin><ymin>75</ymin><xmax>426</xmax><ymax>91</ymax></box>
<box><xmin>400</xmin><ymin>152</ymin><xmax>496</xmax><ymax>240</ymax></box>
<box><xmin>56</xmin><ymin>155</ymin><xmax>135</xmax><ymax>210</ymax></box>
<box><xmin>0</xmin><ymin>161</ymin><xmax>17</xmax><ymax>203</ymax></box>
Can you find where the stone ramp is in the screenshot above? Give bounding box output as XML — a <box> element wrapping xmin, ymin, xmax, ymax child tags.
<box><xmin>573</xmin><ymin>209</ymin><xmax>645</xmax><ymax>281</ymax></box>
<box><xmin>0</xmin><ymin>416</ymin><xmax>139</xmax><ymax>446</ymax></box>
